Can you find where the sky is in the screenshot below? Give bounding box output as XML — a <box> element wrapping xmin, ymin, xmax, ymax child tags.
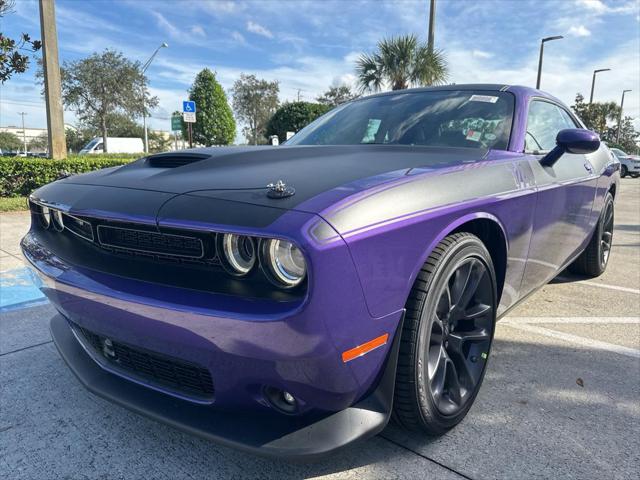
<box><xmin>1</xmin><ymin>0</ymin><xmax>639</xmax><ymax>140</ymax></box>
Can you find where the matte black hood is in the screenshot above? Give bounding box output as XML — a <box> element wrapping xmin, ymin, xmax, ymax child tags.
<box><xmin>61</xmin><ymin>145</ymin><xmax>487</xmax><ymax>212</ymax></box>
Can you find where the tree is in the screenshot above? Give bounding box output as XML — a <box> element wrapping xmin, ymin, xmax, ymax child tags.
<box><xmin>59</xmin><ymin>49</ymin><xmax>158</xmax><ymax>153</ymax></box>
<box><xmin>0</xmin><ymin>131</ymin><xmax>22</xmax><ymax>151</ymax></box>
<box><xmin>603</xmin><ymin>117</ymin><xmax>640</xmax><ymax>154</ymax></box>
<box><xmin>28</xmin><ymin>132</ymin><xmax>48</xmax><ymax>151</ymax></box>
<box><xmin>232</xmin><ymin>74</ymin><xmax>279</xmax><ymax>145</ymax></box>
<box><xmin>265</xmin><ymin>102</ymin><xmax>331</xmax><ymax>143</ymax></box>
<box><xmin>65</xmin><ymin>128</ymin><xmax>93</xmax><ymax>154</ymax></box>
<box><xmin>356</xmin><ymin>34</ymin><xmax>448</xmax><ymax>92</ymax></box>
<box><xmin>316</xmin><ymin>84</ymin><xmax>359</xmax><ymax>107</ymax></box>
<box><xmin>0</xmin><ymin>0</ymin><xmax>41</xmax><ymax>83</ymax></box>
<box><xmin>183</xmin><ymin>69</ymin><xmax>235</xmax><ymax>146</ymax></box>
<box><xmin>571</xmin><ymin>93</ymin><xmax>620</xmax><ymax>135</ymax></box>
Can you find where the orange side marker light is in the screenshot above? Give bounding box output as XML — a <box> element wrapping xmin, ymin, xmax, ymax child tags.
<box><xmin>341</xmin><ymin>333</ymin><xmax>389</xmax><ymax>363</ymax></box>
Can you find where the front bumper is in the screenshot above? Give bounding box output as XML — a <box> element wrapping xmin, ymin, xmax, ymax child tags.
<box><xmin>51</xmin><ymin>312</ymin><xmax>401</xmax><ymax>459</ymax></box>
<box><xmin>22</xmin><ymin>192</ymin><xmax>404</xmax><ymax>457</ymax></box>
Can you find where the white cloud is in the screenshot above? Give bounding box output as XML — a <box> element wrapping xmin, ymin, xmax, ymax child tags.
<box><xmin>190</xmin><ymin>25</ymin><xmax>206</xmax><ymax>38</ymax></box>
<box><xmin>231</xmin><ymin>31</ymin><xmax>247</xmax><ymax>45</ymax></box>
<box><xmin>568</xmin><ymin>25</ymin><xmax>591</xmax><ymax>37</ymax></box>
<box><xmin>576</xmin><ymin>0</ymin><xmax>607</xmax><ymax>13</ymax></box>
<box><xmin>575</xmin><ymin>0</ymin><xmax>638</xmax><ymax>14</ymax></box>
<box><xmin>472</xmin><ymin>50</ymin><xmax>494</xmax><ymax>59</ymax></box>
<box><xmin>246</xmin><ymin>20</ymin><xmax>273</xmax><ymax>39</ymax></box>
<box><xmin>151</xmin><ymin>12</ymin><xmax>179</xmax><ymax>39</ymax></box>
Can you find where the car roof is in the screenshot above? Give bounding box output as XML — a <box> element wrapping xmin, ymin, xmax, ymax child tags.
<box><xmin>361</xmin><ymin>83</ymin><xmax>561</xmax><ymax>104</ymax></box>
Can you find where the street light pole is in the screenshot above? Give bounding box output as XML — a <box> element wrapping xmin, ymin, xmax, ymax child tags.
<box><xmin>617</xmin><ymin>89</ymin><xmax>632</xmax><ymax>144</ymax></box>
<box><xmin>427</xmin><ymin>0</ymin><xmax>436</xmax><ymax>52</ymax></box>
<box><xmin>589</xmin><ymin>68</ymin><xmax>611</xmax><ymax>104</ymax></box>
<box><xmin>536</xmin><ymin>35</ymin><xmax>563</xmax><ymax>90</ymax></box>
<box><xmin>141</xmin><ymin>42</ymin><xmax>168</xmax><ymax>153</ymax></box>
<box><xmin>18</xmin><ymin>112</ymin><xmax>27</xmax><ymax>153</ymax></box>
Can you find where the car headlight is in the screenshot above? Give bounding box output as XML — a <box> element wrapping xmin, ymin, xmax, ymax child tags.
<box><xmin>40</xmin><ymin>205</ymin><xmax>51</xmax><ymax>229</ymax></box>
<box><xmin>261</xmin><ymin>238</ymin><xmax>306</xmax><ymax>288</ymax></box>
<box><xmin>51</xmin><ymin>209</ymin><xmax>64</xmax><ymax>232</ymax></box>
<box><xmin>218</xmin><ymin>233</ymin><xmax>256</xmax><ymax>276</ymax></box>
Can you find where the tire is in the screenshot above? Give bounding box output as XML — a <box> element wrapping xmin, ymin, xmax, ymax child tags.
<box><xmin>620</xmin><ymin>165</ymin><xmax>627</xmax><ymax>178</ymax></box>
<box><xmin>569</xmin><ymin>192</ymin><xmax>614</xmax><ymax>277</ymax></box>
<box><xmin>393</xmin><ymin>233</ymin><xmax>496</xmax><ymax>435</ymax></box>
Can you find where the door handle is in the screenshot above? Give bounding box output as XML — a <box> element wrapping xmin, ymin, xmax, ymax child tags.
<box><xmin>583</xmin><ymin>161</ymin><xmax>594</xmax><ymax>173</ymax></box>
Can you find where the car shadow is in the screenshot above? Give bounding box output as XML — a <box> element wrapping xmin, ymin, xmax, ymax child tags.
<box><xmin>3</xmin><ymin>318</ymin><xmax>638</xmax><ymax>479</ymax></box>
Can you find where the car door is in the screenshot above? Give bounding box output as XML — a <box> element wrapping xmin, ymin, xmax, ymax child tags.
<box><xmin>520</xmin><ymin>99</ymin><xmax>599</xmax><ymax>294</ymax></box>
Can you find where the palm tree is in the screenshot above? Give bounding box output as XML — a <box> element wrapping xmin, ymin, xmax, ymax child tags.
<box><xmin>356</xmin><ymin>34</ymin><xmax>448</xmax><ymax>92</ymax></box>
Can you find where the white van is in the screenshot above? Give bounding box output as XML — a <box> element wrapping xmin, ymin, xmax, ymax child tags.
<box><xmin>79</xmin><ymin>137</ymin><xmax>144</xmax><ymax>155</ymax></box>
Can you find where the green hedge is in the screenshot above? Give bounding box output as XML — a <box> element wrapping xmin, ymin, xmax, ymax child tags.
<box><xmin>0</xmin><ymin>154</ymin><xmax>139</xmax><ymax>197</ymax></box>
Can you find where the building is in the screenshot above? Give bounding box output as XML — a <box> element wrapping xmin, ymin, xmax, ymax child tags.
<box><xmin>0</xmin><ymin>125</ymin><xmax>76</xmax><ymax>153</ymax></box>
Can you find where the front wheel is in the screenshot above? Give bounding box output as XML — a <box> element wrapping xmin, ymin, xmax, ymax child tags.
<box><xmin>620</xmin><ymin>165</ymin><xmax>628</xmax><ymax>178</ymax></box>
<box><xmin>394</xmin><ymin>233</ymin><xmax>496</xmax><ymax>435</ymax></box>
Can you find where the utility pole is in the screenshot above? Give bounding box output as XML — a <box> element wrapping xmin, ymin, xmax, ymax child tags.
<box><xmin>296</xmin><ymin>89</ymin><xmax>303</xmax><ymax>102</ymax></box>
<box><xmin>39</xmin><ymin>0</ymin><xmax>67</xmax><ymax>159</ymax></box>
<box><xmin>617</xmin><ymin>89</ymin><xmax>632</xmax><ymax>144</ymax></box>
<box><xmin>589</xmin><ymin>68</ymin><xmax>611</xmax><ymax>104</ymax></box>
<box><xmin>427</xmin><ymin>0</ymin><xmax>436</xmax><ymax>52</ymax></box>
<box><xmin>536</xmin><ymin>36</ymin><xmax>563</xmax><ymax>90</ymax></box>
<box><xmin>18</xmin><ymin>112</ymin><xmax>28</xmax><ymax>153</ymax></box>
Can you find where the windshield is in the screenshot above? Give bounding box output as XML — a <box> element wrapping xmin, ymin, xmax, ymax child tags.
<box><xmin>287</xmin><ymin>90</ymin><xmax>514</xmax><ymax>150</ymax></box>
<box><xmin>611</xmin><ymin>148</ymin><xmax>627</xmax><ymax>157</ymax></box>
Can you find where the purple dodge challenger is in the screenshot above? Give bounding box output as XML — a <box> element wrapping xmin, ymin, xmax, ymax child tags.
<box><xmin>22</xmin><ymin>85</ymin><xmax>619</xmax><ymax>459</ymax></box>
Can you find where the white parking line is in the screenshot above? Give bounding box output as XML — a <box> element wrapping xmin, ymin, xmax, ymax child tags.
<box><xmin>502</xmin><ymin>316</ymin><xmax>640</xmax><ymax>325</ymax></box>
<box><xmin>498</xmin><ymin>317</ymin><xmax>640</xmax><ymax>358</ymax></box>
<box><xmin>555</xmin><ymin>277</ymin><xmax>640</xmax><ymax>295</ymax></box>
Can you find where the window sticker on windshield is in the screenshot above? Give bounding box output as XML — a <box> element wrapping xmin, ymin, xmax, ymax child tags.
<box><xmin>469</xmin><ymin>94</ymin><xmax>499</xmax><ymax>103</ymax></box>
<box><xmin>361</xmin><ymin>118</ymin><xmax>382</xmax><ymax>143</ymax></box>
<box><xmin>466</xmin><ymin>129</ymin><xmax>482</xmax><ymax>142</ymax></box>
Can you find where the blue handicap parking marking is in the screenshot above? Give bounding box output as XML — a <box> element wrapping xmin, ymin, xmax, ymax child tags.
<box><xmin>0</xmin><ymin>267</ymin><xmax>48</xmax><ymax>312</ymax></box>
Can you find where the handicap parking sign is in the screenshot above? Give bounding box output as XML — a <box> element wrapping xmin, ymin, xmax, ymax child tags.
<box><xmin>182</xmin><ymin>100</ymin><xmax>196</xmax><ymax>113</ymax></box>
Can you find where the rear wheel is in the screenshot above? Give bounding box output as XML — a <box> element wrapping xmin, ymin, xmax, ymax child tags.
<box><xmin>394</xmin><ymin>233</ymin><xmax>496</xmax><ymax>435</ymax></box>
<box><xmin>569</xmin><ymin>192</ymin><xmax>614</xmax><ymax>277</ymax></box>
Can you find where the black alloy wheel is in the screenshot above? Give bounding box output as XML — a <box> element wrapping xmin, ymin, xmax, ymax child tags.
<box><xmin>600</xmin><ymin>199</ymin><xmax>614</xmax><ymax>268</ymax></box>
<box><xmin>427</xmin><ymin>256</ymin><xmax>493</xmax><ymax>416</ymax></box>
<box><xmin>394</xmin><ymin>232</ymin><xmax>497</xmax><ymax>435</ymax></box>
<box><xmin>569</xmin><ymin>192</ymin><xmax>615</xmax><ymax>277</ymax></box>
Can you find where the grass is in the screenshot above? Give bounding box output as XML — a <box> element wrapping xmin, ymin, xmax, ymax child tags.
<box><xmin>0</xmin><ymin>197</ymin><xmax>28</xmax><ymax>213</ymax></box>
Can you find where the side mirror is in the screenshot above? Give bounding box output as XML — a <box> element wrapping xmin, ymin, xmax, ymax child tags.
<box><xmin>541</xmin><ymin>129</ymin><xmax>600</xmax><ymax>166</ymax></box>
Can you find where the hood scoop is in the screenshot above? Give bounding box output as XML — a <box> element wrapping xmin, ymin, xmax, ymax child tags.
<box><xmin>147</xmin><ymin>153</ymin><xmax>211</xmax><ymax>168</ymax></box>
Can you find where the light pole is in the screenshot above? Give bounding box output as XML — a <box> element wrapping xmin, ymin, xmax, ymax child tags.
<box><xmin>141</xmin><ymin>42</ymin><xmax>168</xmax><ymax>153</ymax></box>
<box><xmin>18</xmin><ymin>112</ymin><xmax>27</xmax><ymax>153</ymax></box>
<box><xmin>617</xmin><ymin>89</ymin><xmax>632</xmax><ymax>144</ymax></box>
<box><xmin>427</xmin><ymin>0</ymin><xmax>436</xmax><ymax>52</ymax></box>
<box><xmin>589</xmin><ymin>68</ymin><xmax>611</xmax><ymax>104</ymax></box>
<box><xmin>536</xmin><ymin>35</ymin><xmax>563</xmax><ymax>89</ymax></box>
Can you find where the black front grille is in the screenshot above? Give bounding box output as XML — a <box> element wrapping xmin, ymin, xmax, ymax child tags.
<box><xmin>97</xmin><ymin>225</ymin><xmax>204</xmax><ymax>258</ymax></box>
<box><xmin>73</xmin><ymin>323</ymin><xmax>215</xmax><ymax>401</ymax></box>
<box><xmin>62</xmin><ymin>213</ymin><xmax>94</xmax><ymax>241</ymax></box>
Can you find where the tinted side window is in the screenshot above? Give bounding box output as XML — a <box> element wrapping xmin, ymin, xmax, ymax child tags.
<box><xmin>525</xmin><ymin>101</ymin><xmax>576</xmax><ymax>153</ymax></box>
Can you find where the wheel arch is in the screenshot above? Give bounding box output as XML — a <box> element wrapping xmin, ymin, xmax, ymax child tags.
<box><xmin>412</xmin><ymin>212</ymin><xmax>509</xmax><ymax>308</ymax></box>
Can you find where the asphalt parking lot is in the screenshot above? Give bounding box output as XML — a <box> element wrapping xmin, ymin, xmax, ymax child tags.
<box><xmin>1</xmin><ymin>179</ymin><xmax>638</xmax><ymax>480</ymax></box>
